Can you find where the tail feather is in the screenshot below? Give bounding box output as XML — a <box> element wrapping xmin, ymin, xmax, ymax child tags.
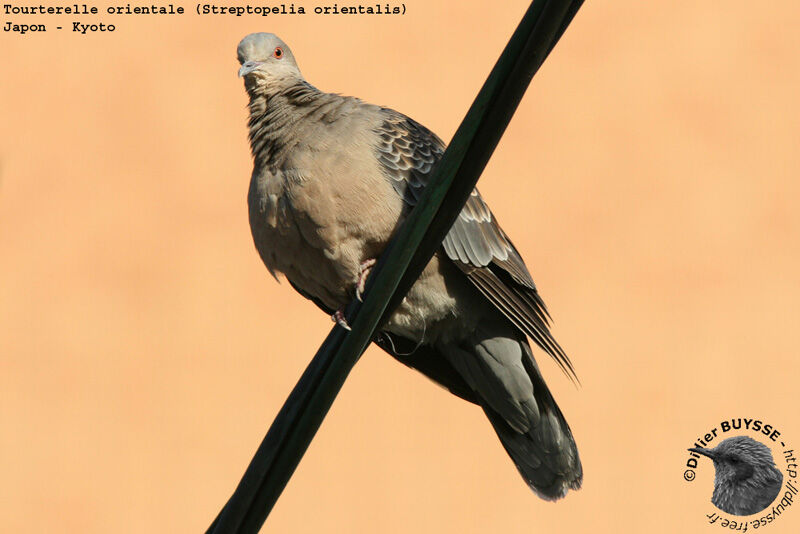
<box><xmin>441</xmin><ymin>321</ymin><xmax>582</xmax><ymax>499</ymax></box>
<box><xmin>378</xmin><ymin>320</ymin><xmax>581</xmax><ymax>499</ymax></box>
<box><xmin>482</xmin><ymin>373</ymin><xmax>582</xmax><ymax>499</ymax></box>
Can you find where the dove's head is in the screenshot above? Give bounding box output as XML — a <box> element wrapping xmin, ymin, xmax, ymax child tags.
<box><xmin>689</xmin><ymin>436</ymin><xmax>778</xmax><ymax>486</ymax></box>
<box><xmin>237</xmin><ymin>33</ymin><xmax>302</xmax><ymax>93</ymax></box>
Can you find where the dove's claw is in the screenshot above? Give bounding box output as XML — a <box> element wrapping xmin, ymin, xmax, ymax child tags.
<box><xmin>356</xmin><ymin>258</ymin><xmax>377</xmax><ymax>301</ymax></box>
<box><xmin>332</xmin><ymin>309</ymin><xmax>351</xmax><ymax>331</ymax></box>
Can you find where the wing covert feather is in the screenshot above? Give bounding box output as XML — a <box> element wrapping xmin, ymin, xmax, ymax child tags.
<box><xmin>374</xmin><ymin>110</ymin><xmax>576</xmax><ymax>380</ymax></box>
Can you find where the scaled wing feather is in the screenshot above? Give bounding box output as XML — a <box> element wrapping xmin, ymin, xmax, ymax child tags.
<box><xmin>374</xmin><ymin>111</ymin><xmax>576</xmax><ymax>380</ymax></box>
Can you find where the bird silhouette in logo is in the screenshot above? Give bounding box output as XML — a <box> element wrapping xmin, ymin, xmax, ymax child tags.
<box><xmin>689</xmin><ymin>435</ymin><xmax>783</xmax><ymax>515</ymax></box>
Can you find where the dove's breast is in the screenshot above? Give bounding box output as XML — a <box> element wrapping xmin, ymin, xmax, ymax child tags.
<box><xmin>247</xmin><ymin>125</ymin><xmax>403</xmax><ymax>308</ymax></box>
<box><xmin>247</xmin><ymin>99</ymin><xmax>482</xmax><ymax>343</ymax></box>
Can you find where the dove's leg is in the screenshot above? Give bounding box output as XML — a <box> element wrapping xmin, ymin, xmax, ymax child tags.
<box><xmin>355</xmin><ymin>258</ymin><xmax>376</xmax><ymax>301</ymax></box>
<box><xmin>331</xmin><ymin>257</ymin><xmax>377</xmax><ymax>328</ymax></box>
<box><xmin>331</xmin><ymin>309</ymin><xmax>351</xmax><ymax>331</ymax></box>
<box><xmin>327</xmin><ymin>259</ymin><xmax>377</xmax><ymax>330</ymax></box>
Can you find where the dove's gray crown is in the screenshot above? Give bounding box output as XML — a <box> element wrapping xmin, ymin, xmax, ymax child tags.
<box><xmin>238</xmin><ymin>32</ymin><xmax>582</xmax><ymax>500</ymax></box>
<box><xmin>237</xmin><ymin>33</ymin><xmax>297</xmax><ymax>67</ymax></box>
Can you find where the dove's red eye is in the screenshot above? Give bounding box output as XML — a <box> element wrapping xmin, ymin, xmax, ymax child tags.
<box><xmin>273</xmin><ymin>47</ymin><xmax>283</xmax><ymax>59</ymax></box>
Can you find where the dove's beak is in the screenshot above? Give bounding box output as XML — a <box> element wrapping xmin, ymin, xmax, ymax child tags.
<box><xmin>689</xmin><ymin>447</ymin><xmax>716</xmax><ymax>459</ymax></box>
<box><xmin>238</xmin><ymin>61</ymin><xmax>263</xmax><ymax>77</ymax></box>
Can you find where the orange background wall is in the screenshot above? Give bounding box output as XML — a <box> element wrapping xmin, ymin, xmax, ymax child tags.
<box><xmin>2</xmin><ymin>2</ymin><xmax>799</xmax><ymax>532</ymax></box>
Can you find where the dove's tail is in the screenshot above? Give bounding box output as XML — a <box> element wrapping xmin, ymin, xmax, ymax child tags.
<box><xmin>439</xmin><ymin>321</ymin><xmax>582</xmax><ymax>500</ymax></box>
<box><xmin>482</xmin><ymin>339</ymin><xmax>582</xmax><ymax>500</ymax></box>
<box><xmin>376</xmin><ymin>317</ymin><xmax>581</xmax><ymax>499</ymax></box>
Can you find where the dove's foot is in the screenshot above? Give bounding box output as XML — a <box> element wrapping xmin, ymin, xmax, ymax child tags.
<box><xmin>332</xmin><ymin>309</ymin><xmax>351</xmax><ymax>331</ymax></box>
<box><xmin>355</xmin><ymin>258</ymin><xmax>377</xmax><ymax>301</ymax></box>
